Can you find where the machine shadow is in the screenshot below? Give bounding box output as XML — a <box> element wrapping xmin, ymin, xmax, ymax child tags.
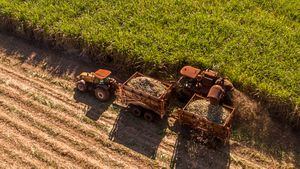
<box><xmin>73</xmin><ymin>89</ymin><xmax>113</xmax><ymax>121</ymax></box>
<box><xmin>109</xmin><ymin>107</ymin><xmax>168</xmax><ymax>159</ymax></box>
<box><xmin>170</xmin><ymin>123</ymin><xmax>230</xmax><ymax>169</ymax></box>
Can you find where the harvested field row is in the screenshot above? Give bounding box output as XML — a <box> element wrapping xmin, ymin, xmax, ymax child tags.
<box><xmin>0</xmin><ymin>58</ymin><xmax>168</xmax><ymax>167</ymax></box>
<box><xmin>0</xmin><ymin>86</ymin><xmax>151</xmax><ymax>168</ymax></box>
<box><xmin>0</xmin><ymin>129</ymin><xmax>72</xmax><ymax>168</ymax></box>
<box><xmin>0</xmin><ymin>100</ymin><xmax>124</xmax><ymax>168</ymax></box>
<box><xmin>0</xmin><ymin>61</ymin><xmax>177</xmax><ymax>152</ymax></box>
<box><xmin>0</xmin><ymin>73</ymin><xmax>175</xmax><ymax>156</ymax></box>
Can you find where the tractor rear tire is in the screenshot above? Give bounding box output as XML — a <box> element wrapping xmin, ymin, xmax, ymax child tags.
<box><xmin>95</xmin><ymin>88</ymin><xmax>110</xmax><ymax>102</ymax></box>
<box><xmin>76</xmin><ymin>81</ymin><xmax>87</xmax><ymax>92</ymax></box>
<box><xmin>144</xmin><ymin>112</ymin><xmax>154</xmax><ymax>122</ymax></box>
<box><xmin>130</xmin><ymin>106</ymin><xmax>142</xmax><ymax>117</ymax></box>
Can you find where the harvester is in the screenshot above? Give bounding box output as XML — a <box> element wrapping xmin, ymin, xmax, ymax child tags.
<box><xmin>176</xmin><ymin>66</ymin><xmax>234</xmax><ymax>105</ymax></box>
<box><xmin>76</xmin><ymin>69</ymin><xmax>117</xmax><ymax>101</ymax></box>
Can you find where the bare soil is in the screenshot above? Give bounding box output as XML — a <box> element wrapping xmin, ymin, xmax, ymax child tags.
<box><xmin>0</xmin><ymin>32</ymin><xmax>299</xmax><ymax>168</ymax></box>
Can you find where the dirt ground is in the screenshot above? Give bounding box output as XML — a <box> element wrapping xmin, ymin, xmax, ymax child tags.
<box><xmin>0</xmin><ymin>32</ymin><xmax>299</xmax><ymax>169</ymax></box>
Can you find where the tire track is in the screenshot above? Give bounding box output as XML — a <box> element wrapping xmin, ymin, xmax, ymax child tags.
<box><xmin>0</xmin><ymin>130</ymin><xmax>79</xmax><ymax>169</ymax></box>
<box><xmin>0</xmin><ymin>65</ymin><xmax>175</xmax><ymax>142</ymax></box>
<box><xmin>0</xmin><ymin>111</ymin><xmax>104</xmax><ymax>169</ymax></box>
<box><xmin>0</xmin><ymin>131</ymin><xmax>59</xmax><ymax>169</ymax></box>
<box><xmin>0</xmin><ymin>64</ymin><xmax>80</xmax><ymax>109</ymax></box>
<box><xmin>0</xmin><ymin>145</ymin><xmax>33</xmax><ymax>169</ymax></box>
<box><xmin>0</xmin><ymin>62</ymin><xmax>177</xmax><ymax>147</ymax></box>
<box><xmin>0</xmin><ymin>65</ymin><xmax>132</xmax><ymax>139</ymax></box>
<box><xmin>0</xmin><ymin>98</ymin><xmax>126</xmax><ymax>168</ymax></box>
<box><xmin>0</xmin><ymin>142</ymin><xmax>40</xmax><ymax>169</ymax></box>
<box><xmin>0</xmin><ymin>69</ymin><xmax>174</xmax><ymax>163</ymax></box>
<box><xmin>0</xmin><ymin>84</ymin><xmax>155</xmax><ymax>168</ymax></box>
<box><xmin>0</xmin><ymin>116</ymin><xmax>80</xmax><ymax>169</ymax></box>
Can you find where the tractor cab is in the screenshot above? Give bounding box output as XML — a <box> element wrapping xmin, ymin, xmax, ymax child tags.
<box><xmin>78</xmin><ymin>69</ymin><xmax>111</xmax><ymax>83</ymax></box>
<box><xmin>180</xmin><ymin>66</ymin><xmax>201</xmax><ymax>79</ymax></box>
<box><xmin>179</xmin><ymin>66</ymin><xmax>219</xmax><ymax>95</ymax></box>
<box><xmin>199</xmin><ymin>69</ymin><xmax>219</xmax><ymax>88</ymax></box>
<box><xmin>94</xmin><ymin>69</ymin><xmax>111</xmax><ymax>80</ymax></box>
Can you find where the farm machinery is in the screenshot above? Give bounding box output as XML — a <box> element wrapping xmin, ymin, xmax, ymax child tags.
<box><xmin>176</xmin><ymin>66</ymin><xmax>234</xmax><ymax>105</ymax></box>
<box><xmin>76</xmin><ymin>66</ymin><xmax>235</xmax><ymax>143</ymax></box>
<box><xmin>76</xmin><ymin>69</ymin><xmax>117</xmax><ymax>102</ymax></box>
<box><xmin>117</xmin><ymin>72</ymin><xmax>173</xmax><ymax>122</ymax></box>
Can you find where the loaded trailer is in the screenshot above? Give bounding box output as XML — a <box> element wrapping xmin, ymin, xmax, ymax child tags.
<box><xmin>177</xmin><ymin>94</ymin><xmax>235</xmax><ymax>143</ymax></box>
<box><xmin>117</xmin><ymin>72</ymin><xmax>174</xmax><ymax>121</ymax></box>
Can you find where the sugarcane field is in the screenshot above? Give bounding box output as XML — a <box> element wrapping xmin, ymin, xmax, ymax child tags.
<box><xmin>0</xmin><ymin>0</ymin><xmax>299</xmax><ymax>168</ymax></box>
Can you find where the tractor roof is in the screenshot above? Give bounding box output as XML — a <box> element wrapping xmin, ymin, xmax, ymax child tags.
<box><xmin>94</xmin><ymin>69</ymin><xmax>111</xmax><ymax>79</ymax></box>
<box><xmin>180</xmin><ymin>66</ymin><xmax>201</xmax><ymax>79</ymax></box>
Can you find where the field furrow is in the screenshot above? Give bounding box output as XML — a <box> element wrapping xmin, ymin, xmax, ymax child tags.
<box><xmin>0</xmin><ymin>129</ymin><xmax>64</xmax><ymax>169</ymax></box>
<box><xmin>0</xmin><ymin>78</ymin><xmax>156</xmax><ymax>167</ymax></box>
<box><xmin>0</xmin><ymin>112</ymin><xmax>105</xmax><ymax>168</ymax></box>
<box><xmin>0</xmin><ymin>99</ymin><xmax>127</xmax><ymax>168</ymax></box>
<box><xmin>0</xmin><ymin>126</ymin><xmax>80</xmax><ymax>169</ymax></box>
<box><xmin>0</xmin><ymin>64</ymin><xmax>175</xmax><ymax>163</ymax></box>
<box><xmin>0</xmin><ymin>143</ymin><xmax>39</xmax><ymax>169</ymax></box>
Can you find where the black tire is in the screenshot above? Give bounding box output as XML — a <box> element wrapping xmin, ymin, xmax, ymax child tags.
<box><xmin>223</xmin><ymin>92</ymin><xmax>233</xmax><ymax>106</ymax></box>
<box><xmin>130</xmin><ymin>106</ymin><xmax>142</xmax><ymax>117</ymax></box>
<box><xmin>94</xmin><ymin>88</ymin><xmax>110</xmax><ymax>102</ymax></box>
<box><xmin>144</xmin><ymin>112</ymin><xmax>154</xmax><ymax>122</ymax></box>
<box><xmin>176</xmin><ymin>87</ymin><xmax>192</xmax><ymax>103</ymax></box>
<box><xmin>76</xmin><ymin>81</ymin><xmax>87</xmax><ymax>92</ymax></box>
<box><xmin>210</xmin><ymin>137</ymin><xmax>223</xmax><ymax>149</ymax></box>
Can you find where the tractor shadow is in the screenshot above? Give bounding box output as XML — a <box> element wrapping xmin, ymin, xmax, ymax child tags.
<box><xmin>73</xmin><ymin>89</ymin><xmax>113</xmax><ymax>121</ymax></box>
<box><xmin>170</xmin><ymin>122</ymin><xmax>230</xmax><ymax>169</ymax></box>
<box><xmin>109</xmin><ymin>106</ymin><xmax>168</xmax><ymax>159</ymax></box>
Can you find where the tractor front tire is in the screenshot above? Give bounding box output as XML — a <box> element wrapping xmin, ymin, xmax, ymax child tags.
<box><xmin>130</xmin><ymin>106</ymin><xmax>143</xmax><ymax>117</ymax></box>
<box><xmin>76</xmin><ymin>81</ymin><xmax>87</xmax><ymax>92</ymax></box>
<box><xmin>144</xmin><ymin>112</ymin><xmax>154</xmax><ymax>122</ymax></box>
<box><xmin>95</xmin><ymin>88</ymin><xmax>110</xmax><ymax>102</ymax></box>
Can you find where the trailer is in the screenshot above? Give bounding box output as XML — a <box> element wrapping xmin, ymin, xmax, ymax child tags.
<box><xmin>177</xmin><ymin>94</ymin><xmax>235</xmax><ymax>142</ymax></box>
<box><xmin>117</xmin><ymin>72</ymin><xmax>174</xmax><ymax>121</ymax></box>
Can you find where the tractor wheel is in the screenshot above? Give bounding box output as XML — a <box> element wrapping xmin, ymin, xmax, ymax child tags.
<box><xmin>130</xmin><ymin>106</ymin><xmax>142</xmax><ymax>117</ymax></box>
<box><xmin>76</xmin><ymin>81</ymin><xmax>87</xmax><ymax>92</ymax></box>
<box><xmin>176</xmin><ymin>87</ymin><xmax>192</xmax><ymax>102</ymax></box>
<box><xmin>94</xmin><ymin>88</ymin><xmax>110</xmax><ymax>102</ymax></box>
<box><xmin>144</xmin><ymin>112</ymin><xmax>154</xmax><ymax>122</ymax></box>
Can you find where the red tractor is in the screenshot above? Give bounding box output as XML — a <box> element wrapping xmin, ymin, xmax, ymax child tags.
<box><xmin>76</xmin><ymin>69</ymin><xmax>117</xmax><ymax>102</ymax></box>
<box><xmin>176</xmin><ymin>66</ymin><xmax>234</xmax><ymax>105</ymax></box>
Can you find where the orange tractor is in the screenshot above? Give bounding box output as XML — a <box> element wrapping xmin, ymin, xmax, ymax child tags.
<box><xmin>76</xmin><ymin>69</ymin><xmax>117</xmax><ymax>101</ymax></box>
<box><xmin>176</xmin><ymin>66</ymin><xmax>234</xmax><ymax>105</ymax></box>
